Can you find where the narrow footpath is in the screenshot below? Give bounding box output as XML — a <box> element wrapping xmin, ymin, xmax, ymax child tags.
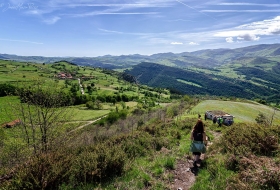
<box><xmin>170</xmin><ymin>131</ymin><xmax>220</xmax><ymax>190</ymax></box>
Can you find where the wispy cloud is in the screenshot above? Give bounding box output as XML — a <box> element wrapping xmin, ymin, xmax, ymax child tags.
<box><xmin>171</xmin><ymin>42</ymin><xmax>183</xmax><ymax>45</ymax></box>
<box><xmin>98</xmin><ymin>28</ymin><xmax>126</xmax><ymax>34</ymax></box>
<box><xmin>43</xmin><ymin>16</ymin><xmax>60</xmax><ymax>24</ymax></box>
<box><xmin>98</xmin><ymin>28</ymin><xmax>160</xmax><ymax>37</ymax></box>
<box><xmin>0</xmin><ymin>38</ymin><xmax>43</xmax><ymax>44</ymax></box>
<box><xmin>218</xmin><ymin>3</ymin><xmax>280</xmax><ymax>7</ymax></box>
<box><xmin>64</xmin><ymin>3</ymin><xmax>172</xmax><ymax>8</ymax></box>
<box><xmin>189</xmin><ymin>42</ymin><xmax>199</xmax><ymax>45</ymax></box>
<box><xmin>166</xmin><ymin>19</ymin><xmax>194</xmax><ymax>22</ymax></box>
<box><xmin>202</xmin><ymin>10</ymin><xmax>280</xmax><ymax>13</ymax></box>
<box><xmin>72</xmin><ymin>12</ymin><xmax>158</xmax><ymax>17</ymax></box>
<box><xmin>175</xmin><ymin>0</ymin><xmax>217</xmax><ymax>20</ymax></box>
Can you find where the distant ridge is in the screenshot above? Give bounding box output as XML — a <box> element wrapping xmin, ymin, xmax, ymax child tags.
<box><xmin>1</xmin><ymin>43</ymin><xmax>280</xmax><ymax>70</ymax></box>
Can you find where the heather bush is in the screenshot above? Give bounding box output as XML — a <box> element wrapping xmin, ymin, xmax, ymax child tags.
<box><xmin>226</xmin><ymin>155</ymin><xmax>280</xmax><ymax>190</ymax></box>
<box><xmin>218</xmin><ymin>123</ymin><xmax>279</xmax><ymax>156</ymax></box>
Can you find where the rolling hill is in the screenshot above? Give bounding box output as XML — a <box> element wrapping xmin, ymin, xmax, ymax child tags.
<box><xmin>125</xmin><ymin>62</ymin><xmax>278</xmax><ymax>101</ymax></box>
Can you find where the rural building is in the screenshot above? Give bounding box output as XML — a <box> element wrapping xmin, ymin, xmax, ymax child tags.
<box><xmin>57</xmin><ymin>72</ymin><xmax>73</xmax><ymax>79</ymax></box>
<box><xmin>205</xmin><ymin>110</ymin><xmax>234</xmax><ymax>126</ymax></box>
<box><xmin>2</xmin><ymin>119</ymin><xmax>22</xmax><ymax>128</ymax></box>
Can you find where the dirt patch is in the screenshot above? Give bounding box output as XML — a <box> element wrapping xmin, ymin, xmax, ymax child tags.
<box><xmin>169</xmin><ymin>154</ymin><xmax>206</xmax><ymax>190</ymax></box>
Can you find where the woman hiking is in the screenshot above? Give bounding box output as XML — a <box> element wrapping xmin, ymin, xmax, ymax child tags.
<box><xmin>190</xmin><ymin>120</ymin><xmax>207</xmax><ymax>167</ymax></box>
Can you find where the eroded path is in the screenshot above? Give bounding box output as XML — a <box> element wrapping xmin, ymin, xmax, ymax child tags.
<box><xmin>170</xmin><ymin>130</ymin><xmax>221</xmax><ymax>190</ymax></box>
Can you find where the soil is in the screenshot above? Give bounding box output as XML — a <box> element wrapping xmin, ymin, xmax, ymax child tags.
<box><xmin>169</xmin><ymin>154</ymin><xmax>206</xmax><ymax>190</ymax></box>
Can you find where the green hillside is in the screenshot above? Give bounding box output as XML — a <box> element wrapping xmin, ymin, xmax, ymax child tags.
<box><xmin>0</xmin><ymin>60</ymin><xmax>172</xmax><ymax>125</ymax></box>
<box><xmin>126</xmin><ymin>62</ymin><xmax>278</xmax><ymax>102</ymax></box>
<box><xmin>187</xmin><ymin>100</ymin><xmax>280</xmax><ymax>124</ymax></box>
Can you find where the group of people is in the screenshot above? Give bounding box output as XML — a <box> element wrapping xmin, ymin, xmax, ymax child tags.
<box><xmin>212</xmin><ymin>116</ymin><xmax>223</xmax><ymax>127</ymax></box>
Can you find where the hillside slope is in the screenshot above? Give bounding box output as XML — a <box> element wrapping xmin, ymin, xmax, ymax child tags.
<box><xmin>125</xmin><ymin>62</ymin><xmax>275</xmax><ymax>99</ymax></box>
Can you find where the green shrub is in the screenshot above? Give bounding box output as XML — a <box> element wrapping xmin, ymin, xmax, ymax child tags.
<box><xmin>218</xmin><ymin>124</ymin><xmax>279</xmax><ymax>156</ymax></box>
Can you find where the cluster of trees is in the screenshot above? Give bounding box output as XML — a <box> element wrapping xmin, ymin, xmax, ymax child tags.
<box><xmin>0</xmin><ymin>82</ymin><xmax>140</xmax><ymax>109</ymax></box>
<box><xmin>0</xmin><ymin>83</ymin><xmax>17</xmax><ymax>97</ymax></box>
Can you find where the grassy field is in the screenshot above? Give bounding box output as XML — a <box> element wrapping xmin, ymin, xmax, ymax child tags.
<box><xmin>68</xmin><ymin>106</ymin><xmax>110</xmax><ymax>121</ymax></box>
<box><xmin>0</xmin><ymin>95</ymin><xmax>138</xmax><ymax>124</ymax></box>
<box><xmin>0</xmin><ymin>96</ymin><xmax>21</xmax><ymax>124</ymax></box>
<box><xmin>184</xmin><ymin>100</ymin><xmax>280</xmax><ymax>125</ymax></box>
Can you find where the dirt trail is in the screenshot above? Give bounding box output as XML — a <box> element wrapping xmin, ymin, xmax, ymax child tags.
<box><xmin>68</xmin><ymin>115</ymin><xmax>107</xmax><ymax>133</ymax></box>
<box><xmin>170</xmin><ymin>130</ymin><xmax>221</xmax><ymax>190</ymax></box>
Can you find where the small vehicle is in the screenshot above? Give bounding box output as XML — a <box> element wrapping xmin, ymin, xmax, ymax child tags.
<box><xmin>205</xmin><ymin>110</ymin><xmax>234</xmax><ymax>126</ymax></box>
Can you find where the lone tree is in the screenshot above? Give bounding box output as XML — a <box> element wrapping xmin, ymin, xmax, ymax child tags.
<box><xmin>12</xmin><ymin>81</ymin><xmax>72</xmax><ymax>154</ymax></box>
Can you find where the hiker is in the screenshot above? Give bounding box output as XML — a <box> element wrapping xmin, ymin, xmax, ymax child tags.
<box><xmin>213</xmin><ymin>116</ymin><xmax>217</xmax><ymax>124</ymax></box>
<box><xmin>217</xmin><ymin>117</ymin><xmax>223</xmax><ymax>127</ymax></box>
<box><xmin>190</xmin><ymin>120</ymin><xmax>207</xmax><ymax>167</ymax></box>
<box><xmin>228</xmin><ymin>119</ymin><xmax>232</xmax><ymax>126</ymax></box>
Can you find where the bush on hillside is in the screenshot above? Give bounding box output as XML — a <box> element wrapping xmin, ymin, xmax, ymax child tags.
<box><xmin>226</xmin><ymin>155</ymin><xmax>280</xmax><ymax>190</ymax></box>
<box><xmin>217</xmin><ymin>124</ymin><xmax>279</xmax><ymax>156</ymax></box>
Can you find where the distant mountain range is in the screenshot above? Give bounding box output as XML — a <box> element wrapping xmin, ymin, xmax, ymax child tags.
<box><xmin>1</xmin><ymin>43</ymin><xmax>280</xmax><ymax>70</ymax></box>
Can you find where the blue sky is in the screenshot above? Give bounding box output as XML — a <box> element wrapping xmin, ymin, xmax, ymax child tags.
<box><xmin>1</xmin><ymin>0</ymin><xmax>280</xmax><ymax>57</ymax></box>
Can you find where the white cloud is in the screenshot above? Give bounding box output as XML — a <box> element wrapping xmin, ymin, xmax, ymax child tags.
<box><xmin>214</xmin><ymin>16</ymin><xmax>280</xmax><ymax>42</ymax></box>
<box><xmin>44</xmin><ymin>16</ymin><xmax>61</xmax><ymax>24</ymax></box>
<box><xmin>267</xmin><ymin>26</ymin><xmax>280</xmax><ymax>34</ymax></box>
<box><xmin>171</xmin><ymin>42</ymin><xmax>183</xmax><ymax>45</ymax></box>
<box><xmin>237</xmin><ymin>34</ymin><xmax>260</xmax><ymax>41</ymax></box>
<box><xmin>189</xmin><ymin>42</ymin><xmax>199</xmax><ymax>45</ymax></box>
<box><xmin>226</xmin><ymin>37</ymin><xmax>234</xmax><ymax>43</ymax></box>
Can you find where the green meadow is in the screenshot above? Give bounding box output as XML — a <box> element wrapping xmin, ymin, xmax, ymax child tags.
<box><xmin>185</xmin><ymin>99</ymin><xmax>280</xmax><ymax>125</ymax></box>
